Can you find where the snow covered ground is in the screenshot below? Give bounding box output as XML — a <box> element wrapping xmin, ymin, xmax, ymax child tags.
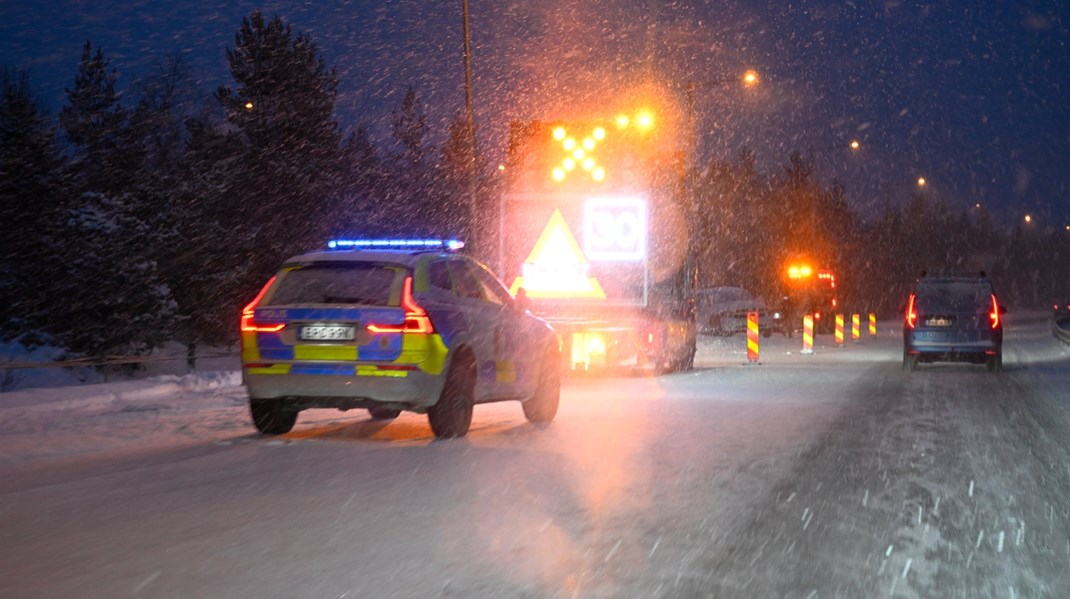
<box><xmin>2</xmin><ymin>314</ymin><xmax>1069</xmax><ymax>598</ymax></box>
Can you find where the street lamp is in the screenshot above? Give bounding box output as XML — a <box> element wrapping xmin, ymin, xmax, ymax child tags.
<box><xmin>461</xmin><ymin>0</ymin><xmax>480</xmax><ymax>257</ymax></box>
<box><xmin>684</xmin><ymin>70</ymin><xmax>760</xmax><ymax>178</ymax></box>
<box><xmin>681</xmin><ymin>69</ymin><xmax>760</xmax><ymax>288</ymax></box>
<box><xmin>808</xmin><ymin>139</ymin><xmax>862</xmax><ymax>155</ymax></box>
<box><xmin>879</xmin><ymin>176</ymin><xmax>928</xmax><ymax>213</ymax></box>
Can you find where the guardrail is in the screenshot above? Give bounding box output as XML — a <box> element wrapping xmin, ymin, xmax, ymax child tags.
<box><xmin>0</xmin><ymin>350</ymin><xmax>239</xmax><ymax>372</ymax></box>
<box><xmin>1054</xmin><ymin>316</ymin><xmax>1070</xmax><ymax>345</ymax></box>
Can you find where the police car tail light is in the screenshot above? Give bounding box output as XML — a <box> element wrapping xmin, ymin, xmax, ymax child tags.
<box><xmin>989</xmin><ymin>295</ymin><xmax>1000</xmax><ymax>329</ymax></box>
<box><xmin>366</xmin><ymin>276</ymin><xmax>433</xmax><ymax>334</ymax></box>
<box><xmin>905</xmin><ymin>293</ymin><xmax>918</xmax><ymax>329</ymax></box>
<box><xmin>241</xmin><ymin>276</ymin><xmax>286</xmax><ymax>333</ymax></box>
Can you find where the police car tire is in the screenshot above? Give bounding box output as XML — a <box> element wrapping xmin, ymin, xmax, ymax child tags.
<box><xmin>368</xmin><ymin>406</ymin><xmax>402</xmax><ymax>420</ymax></box>
<box><xmin>682</xmin><ymin>339</ymin><xmax>696</xmax><ymax>370</ymax></box>
<box><xmin>249</xmin><ymin>399</ymin><xmax>297</xmax><ymax>435</ymax></box>
<box><xmin>524</xmin><ymin>344</ymin><xmax>561</xmax><ymax>423</ymax></box>
<box><xmin>428</xmin><ymin>352</ymin><xmax>475</xmax><ymax>438</ymax></box>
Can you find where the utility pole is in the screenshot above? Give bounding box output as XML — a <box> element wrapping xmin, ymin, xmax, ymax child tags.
<box><xmin>462</xmin><ymin>0</ymin><xmax>479</xmax><ymax>254</ymax></box>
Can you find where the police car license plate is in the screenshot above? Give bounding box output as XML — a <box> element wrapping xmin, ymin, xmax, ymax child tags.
<box><xmin>300</xmin><ymin>325</ymin><xmax>356</xmax><ymax>341</ymax></box>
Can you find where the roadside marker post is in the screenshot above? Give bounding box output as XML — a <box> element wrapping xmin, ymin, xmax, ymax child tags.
<box><xmin>869</xmin><ymin>313</ymin><xmax>877</xmax><ymax>336</ymax></box>
<box><xmin>852</xmin><ymin>313</ymin><xmax>861</xmax><ymax>343</ymax></box>
<box><xmin>746</xmin><ymin>311</ymin><xmax>760</xmax><ymax>363</ymax></box>
<box><xmin>835</xmin><ymin>314</ymin><xmax>845</xmax><ymax>347</ymax></box>
<box><xmin>801</xmin><ymin>314</ymin><xmax>814</xmax><ymax>354</ymax></box>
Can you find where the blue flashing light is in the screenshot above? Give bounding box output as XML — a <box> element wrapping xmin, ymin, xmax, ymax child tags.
<box><xmin>327</xmin><ymin>238</ymin><xmax>465</xmax><ymax>251</ymax></box>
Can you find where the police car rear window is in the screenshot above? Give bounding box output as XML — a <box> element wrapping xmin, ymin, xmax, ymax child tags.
<box><xmin>267</xmin><ymin>263</ymin><xmax>403</xmax><ymax>306</ymax></box>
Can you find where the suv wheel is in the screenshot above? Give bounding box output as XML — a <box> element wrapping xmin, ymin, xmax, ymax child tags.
<box><xmin>250</xmin><ymin>399</ymin><xmax>297</xmax><ymax>435</ymax></box>
<box><xmin>428</xmin><ymin>353</ymin><xmax>475</xmax><ymax>438</ymax></box>
<box><xmin>523</xmin><ymin>344</ymin><xmax>561</xmax><ymax>423</ymax></box>
<box><xmin>902</xmin><ymin>352</ymin><xmax>918</xmax><ymax>372</ymax></box>
<box><xmin>986</xmin><ymin>353</ymin><xmax>1003</xmax><ymax>373</ymax></box>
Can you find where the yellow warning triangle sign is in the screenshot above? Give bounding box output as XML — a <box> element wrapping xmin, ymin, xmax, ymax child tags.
<box><xmin>509</xmin><ymin>209</ymin><xmax>606</xmax><ymax>299</ymax></box>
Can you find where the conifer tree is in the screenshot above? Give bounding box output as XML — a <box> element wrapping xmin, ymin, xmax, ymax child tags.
<box><xmin>53</xmin><ymin>43</ymin><xmax>177</xmax><ymax>359</ymax></box>
<box><xmin>0</xmin><ymin>69</ymin><xmax>67</xmax><ymax>342</ymax></box>
<box><xmin>215</xmin><ymin>10</ymin><xmax>343</xmax><ymax>278</ymax></box>
<box><xmin>60</xmin><ymin>41</ymin><xmax>142</xmax><ymax>196</ymax></box>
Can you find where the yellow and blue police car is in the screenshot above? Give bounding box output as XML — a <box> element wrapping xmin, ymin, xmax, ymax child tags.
<box><xmin>241</xmin><ymin>239</ymin><xmax>560</xmax><ymax>438</ymax></box>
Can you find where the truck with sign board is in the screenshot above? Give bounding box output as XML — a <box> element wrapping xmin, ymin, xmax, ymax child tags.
<box><xmin>498</xmin><ymin>114</ymin><xmax>697</xmax><ymax>373</ymax></box>
<box><xmin>780</xmin><ymin>261</ymin><xmax>840</xmax><ymax>334</ymax></box>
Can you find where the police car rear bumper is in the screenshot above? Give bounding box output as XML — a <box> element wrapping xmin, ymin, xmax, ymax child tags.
<box><xmin>243</xmin><ymin>367</ymin><xmax>447</xmax><ymax>412</ymax></box>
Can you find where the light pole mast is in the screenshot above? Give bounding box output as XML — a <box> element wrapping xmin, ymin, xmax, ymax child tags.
<box><xmin>462</xmin><ymin>0</ymin><xmax>478</xmax><ymax>252</ymax></box>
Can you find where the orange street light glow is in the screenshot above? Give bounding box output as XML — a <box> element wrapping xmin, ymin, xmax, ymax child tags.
<box><xmin>635</xmin><ymin>110</ymin><xmax>655</xmax><ymax>130</ymax></box>
<box><xmin>743</xmin><ymin>69</ymin><xmax>760</xmax><ymax>87</ymax></box>
<box><xmin>917</xmin><ymin>177</ymin><xmax>927</xmax><ymax>187</ymax></box>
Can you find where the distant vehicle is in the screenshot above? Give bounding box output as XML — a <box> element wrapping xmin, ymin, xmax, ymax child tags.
<box><xmin>902</xmin><ymin>272</ymin><xmax>1005</xmax><ymax>372</ymax></box>
<box><xmin>1054</xmin><ymin>300</ymin><xmax>1070</xmax><ymax>320</ymax></box>
<box><xmin>240</xmin><ymin>239</ymin><xmax>561</xmax><ymax>438</ymax></box>
<box><xmin>696</xmin><ymin>286</ymin><xmax>785</xmax><ymax>337</ymax></box>
<box><xmin>780</xmin><ymin>261</ymin><xmax>839</xmax><ymax>334</ymax></box>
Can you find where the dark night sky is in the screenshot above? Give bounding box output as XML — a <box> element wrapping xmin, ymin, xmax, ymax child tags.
<box><xmin>2</xmin><ymin>0</ymin><xmax>1068</xmax><ymax>226</ymax></box>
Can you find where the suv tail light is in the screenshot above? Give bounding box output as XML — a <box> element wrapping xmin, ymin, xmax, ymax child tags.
<box><xmin>989</xmin><ymin>295</ymin><xmax>1000</xmax><ymax>329</ymax></box>
<box><xmin>367</xmin><ymin>276</ymin><xmax>433</xmax><ymax>334</ymax></box>
<box><xmin>905</xmin><ymin>293</ymin><xmax>918</xmax><ymax>329</ymax></box>
<box><xmin>241</xmin><ymin>276</ymin><xmax>286</xmax><ymax>333</ymax></box>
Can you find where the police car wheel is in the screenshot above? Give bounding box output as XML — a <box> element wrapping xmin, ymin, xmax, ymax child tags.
<box><xmin>524</xmin><ymin>344</ymin><xmax>560</xmax><ymax>423</ymax></box>
<box><xmin>428</xmin><ymin>352</ymin><xmax>475</xmax><ymax>438</ymax></box>
<box><xmin>368</xmin><ymin>406</ymin><xmax>402</xmax><ymax>420</ymax></box>
<box><xmin>682</xmin><ymin>339</ymin><xmax>696</xmax><ymax>370</ymax></box>
<box><xmin>249</xmin><ymin>399</ymin><xmax>297</xmax><ymax>435</ymax></box>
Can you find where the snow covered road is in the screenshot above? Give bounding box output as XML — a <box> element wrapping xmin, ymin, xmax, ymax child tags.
<box><xmin>2</xmin><ymin>313</ymin><xmax>1069</xmax><ymax>598</ymax></box>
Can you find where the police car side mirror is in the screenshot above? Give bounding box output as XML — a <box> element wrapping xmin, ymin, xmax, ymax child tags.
<box><xmin>514</xmin><ymin>287</ymin><xmax>532</xmax><ymax>313</ymax></box>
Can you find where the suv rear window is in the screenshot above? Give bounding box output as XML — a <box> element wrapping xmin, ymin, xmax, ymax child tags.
<box><xmin>267</xmin><ymin>262</ymin><xmax>403</xmax><ymax>306</ymax></box>
<box><xmin>915</xmin><ymin>281</ymin><xmax>992</xmax><ymax>312</ymax></box>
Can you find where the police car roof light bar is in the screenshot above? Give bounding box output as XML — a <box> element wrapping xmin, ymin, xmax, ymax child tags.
<box><xmin>327</xmin><ymin>238</ymin><xmax>465</xmax><ymax>251</ymax></box>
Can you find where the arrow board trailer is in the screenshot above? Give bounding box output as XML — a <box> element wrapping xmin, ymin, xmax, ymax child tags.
<box><xmin>498</xmin><ymin>119</ymin><xmax>696</xmax><ymax>374</ymax></box>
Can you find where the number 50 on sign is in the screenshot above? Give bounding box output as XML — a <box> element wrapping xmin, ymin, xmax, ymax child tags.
<box><xmin>583</xmin><ymin>196</ymin><xmax>647</xmax><ymax>262</ymax></box>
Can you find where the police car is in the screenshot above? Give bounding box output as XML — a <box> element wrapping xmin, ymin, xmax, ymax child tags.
<box><xmin>240</xmin><ymin>239</ymin><xmax>561</xmax><ymax>438</ymax></box>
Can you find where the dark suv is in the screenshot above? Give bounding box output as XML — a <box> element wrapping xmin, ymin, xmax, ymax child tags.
<box><xmin>903</xmin><ymin>273</ymin><xmax>1005</xmax><ymax>372</ymax></box>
